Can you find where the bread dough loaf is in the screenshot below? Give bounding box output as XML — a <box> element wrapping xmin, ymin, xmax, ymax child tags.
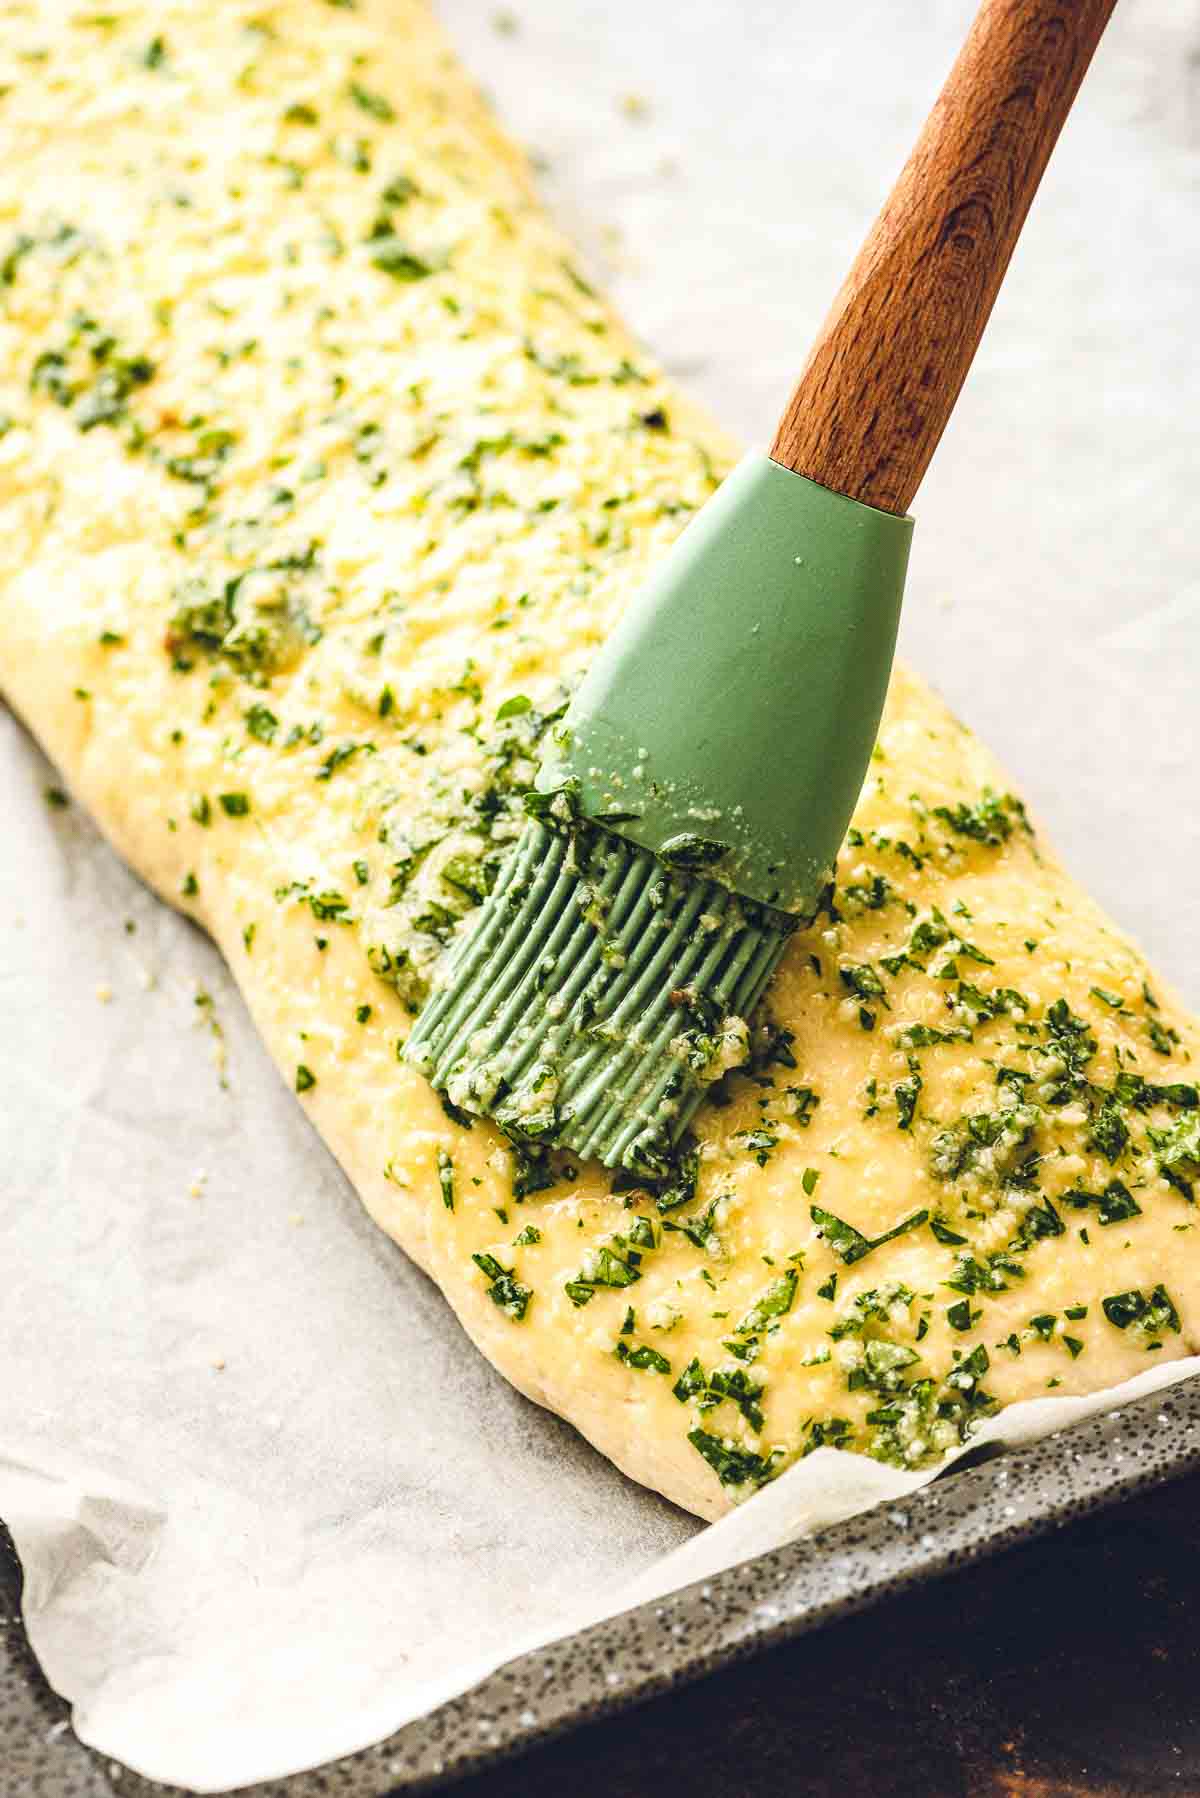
<box><xmin>2</xmin><ymin>0</ymin><xmax>1198</xmax><ymax>1521</ymax></box>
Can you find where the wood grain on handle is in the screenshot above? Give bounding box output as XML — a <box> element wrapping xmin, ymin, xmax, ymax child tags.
<box><xmin>769</xmin><ymin>0</ymin><xmax>1117</xmax><ymax>516</ymax></box>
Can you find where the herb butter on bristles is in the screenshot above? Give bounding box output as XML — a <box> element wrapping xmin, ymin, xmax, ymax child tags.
<box><xmin>2</xmin><ymin>0</ymin><xmax>1197</xmax><ymax>1521</ymax></box>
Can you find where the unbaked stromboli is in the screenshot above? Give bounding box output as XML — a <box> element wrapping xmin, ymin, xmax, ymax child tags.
<box><xmin>2</xmin><ymin>0</ymin><xmax>1197</xmax><ymax>1521</ymax></box>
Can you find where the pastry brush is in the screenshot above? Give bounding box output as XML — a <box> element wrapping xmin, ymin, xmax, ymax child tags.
<box><xmin>406</xmin><ymin>0</ymin><xmax>1117</xmax><ymax>1174</ymax></box>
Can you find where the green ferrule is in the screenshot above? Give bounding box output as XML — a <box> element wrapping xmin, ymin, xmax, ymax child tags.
<box><xmin>538</xmin><ymin>452</ymin><xmax>913</xmax><ymax>914</ymax></box>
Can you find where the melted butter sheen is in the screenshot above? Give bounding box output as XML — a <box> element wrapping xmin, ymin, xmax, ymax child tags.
<box><xmin>2</xmin><ymin>0</ymin><xmax>1197</xmax><ymax>1519</ymax></box>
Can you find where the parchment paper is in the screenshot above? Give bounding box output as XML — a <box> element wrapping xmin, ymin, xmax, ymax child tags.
<box><xmin>2</xmin><ymin>0</ymin><xmax>1198</xmax><ymax>1790</ymax></box>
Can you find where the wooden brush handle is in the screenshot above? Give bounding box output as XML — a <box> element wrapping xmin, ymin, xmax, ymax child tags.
<box><xmin>769</xmin><ymin>0</ymin><xmax>1117</xmax><ymax>515</ymax></box>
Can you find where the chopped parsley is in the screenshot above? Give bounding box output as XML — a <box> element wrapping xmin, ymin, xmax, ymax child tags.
<box><xmin>1101</xmin><ymin>1285</ymin><xmax>1180</xmax><ymax>1338</ymax></box>
<box><xmin>472</xmin><ymin>1252</ymin><xmax>532</xmax><ymax>1321</ymax></box>
<box><xmin>616</xmin><ymin>1340</ymin><xmax>671</xmax><ymax>1374</ymax></box>
<box><xmin>687</xmin><ymin>1429</ymin><xmax>779</xmax><ymax>1489</ymax></box>
<box><xmin>348</xmin><ymin>80</ymin><xmax>395</xmax><ymax>120</ymax></box>
<box><xmin>565</xmin><ymin>1243</ymin><xmax>641</xmax><ymax>1306</ymax></box>
<box><xmin>811</xmin><ymin>1204</ymin><xmax>929</xmax><ymax>1266</ymax></box>
<box><xmin>734</xmin><ymin>1270</ymin><xmax>798</xmax><ymax>1337</ymax></box>
<box><xmin>246</xmin><ymin>703</ymin><xmax>279</xmax><ymax>743</ymax></box>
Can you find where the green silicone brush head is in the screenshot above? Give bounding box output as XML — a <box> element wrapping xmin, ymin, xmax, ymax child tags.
<box><xmin>405</xmin><ymin>814</ymin><xmax>796</xmax><ymax>1175</ymax></box>
<box><xmin>405</xmin><ymin>454</ymin><xmax>913</xmax><ymax>1171</ymax></box>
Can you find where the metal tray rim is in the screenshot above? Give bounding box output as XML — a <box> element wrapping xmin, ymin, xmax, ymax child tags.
<box><xmin>5</xmin><ymin>1370</ymin><xmax>1200</xmax><ymax>1797</ymax></box>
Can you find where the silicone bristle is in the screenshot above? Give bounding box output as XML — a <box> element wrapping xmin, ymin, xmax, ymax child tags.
<box><xmin>404</xmin><ymin>818</ymin><xmax>795</xmax><ymax>1173</ymax></box>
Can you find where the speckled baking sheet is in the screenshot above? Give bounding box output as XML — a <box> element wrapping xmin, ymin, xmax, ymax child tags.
<box><xmin>5</xmin><ymin>1374</ymin><xmax>1200</xmax><ymax>1796</ymax></box>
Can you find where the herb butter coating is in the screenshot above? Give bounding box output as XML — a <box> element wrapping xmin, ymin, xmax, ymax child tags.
<box><xmin>2</xmin><ymin>0</ymin><xmax>1198</xmax><ymax>1520</ymax></box>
